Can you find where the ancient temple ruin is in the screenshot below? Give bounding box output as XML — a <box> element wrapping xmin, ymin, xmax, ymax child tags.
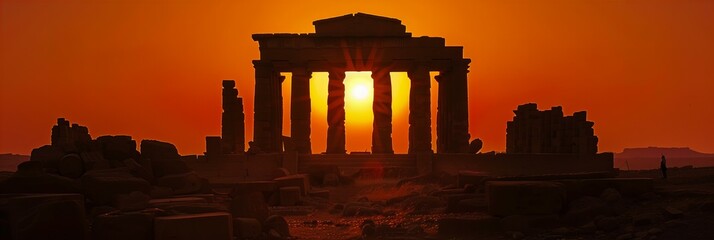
<box><xmin>251</xmin><ymin>13</ymin><xmax>471</xmax><ymax>154</ymax></box>
<box><xmin>506</xmin><ymin>103</ymin><xmax>598</xmax><ymax>155</ymax></box>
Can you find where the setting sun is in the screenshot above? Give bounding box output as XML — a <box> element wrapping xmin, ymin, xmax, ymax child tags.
<box><xmin>351</xmin><ymin>84</ymin><xmax>369</xmax><ymax>100</ymax></box>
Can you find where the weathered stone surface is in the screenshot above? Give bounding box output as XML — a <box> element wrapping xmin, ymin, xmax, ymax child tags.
<box><xmin>92</xmin><ymin>212</ymin><xmax>154</xmax><ymax>240</ymax></box>
<box><xmin>233</xmin><ymin>217</ymin><xmax>262</xmax><ymax>239</ymax></box>
<box><xmin>486</xmin><ymin>181</ymin><xmax>565</xmax><ymax>216</ymax></box>
<box><xmin>122</xmin><ymin>158</ymin><xmax>154</xmax><ymax>182</ymax></box>
<box><xmin>263</xmin><ymin>215</ymin><xmax>290</xmax><ymax>238</ymax></box>
<box><xmin>96</xmin><ymin>135</ymin><xmax>140</xmax><ymax>162</ymax></box>
<box><xmin>230</xmin><ymin>191</ymin><xmax>270</xmax><ymax>221</ymax></box>
<box><xmin>80</xmin><ymin>151</ymin><xmax>111</xmax><ymax>171</ymax></box>
<box><xmin>506</xmin><ymin>104</ymin><xmax>598</xmax><ymax>154</ymax></box>
<box><xmin>562</xmin><ymin>196</ymin><xmax>608</xmax><ymax>226</ymax></box>
<box><xmin>156</xmin><ymin>172</ymin><xmax>203</xmax><ymax>195</ymax></box>
<box><xmin>469</xmin><ymin>138</ymin><xmax>483</xmax><ymax>154</ymax></box>
<box><xmin>141</xmin><ymin>140</ymin><xmax>179</xmax><ymax>160</ymax></box>
<box><xmin>272</xmin><ymin>167</ymin><xmax>290</xmax><ymax>179</ymax></box>
<box><xmin>0</xmin><ymin>166</ymin><xmax>80</xmax><ymax>194</ymax></box>
<box><xmin>326</xmin><ymin>70</ymin><xmax>346</xmax><ymax>154</ymax></box>
<box><xmin>29</xmin><ymin>145</ymin><xmax>64</xmax><ymax>169</ymax></box>
<box><xmin>0</xmin><ymin>194</ymin><xmax>87</xmax><ymax>240</ymax></box>
<box><xmin>154</xmin><ymin>212</ymin><xmax>233</xmax><ymax>240</ymax></box>
<box><xmin>114</xmin><ymin>191</ymin><xmax>151</xmax><ymax>211</ymax></box>
<box><xmin>221</xmin><ymin>80</ymin><xmax>246</xmax><ymax>154</ymax></box>
<box><xmin>456</xmin><ymin>170</ymin><xmax>489</xmax><ymax>188</ymax></box>
<box><xmin>81</xmin><ymin>168</ymin><xmax>152</xmax><ymax>205</ymax></box>
<box><xmin>274</xmin><ymin>174</ymin><xmax>311</xmax><ymax>195</ymax></box>
<box><xmin>309</xmin><ymin>189</ymin><xmax>330</xmax><ymax>199</ymax></box>
<box><xmin>279</xmin><ymin>186</ymin><xmax>301</xmax><ymax>206</ymax></box>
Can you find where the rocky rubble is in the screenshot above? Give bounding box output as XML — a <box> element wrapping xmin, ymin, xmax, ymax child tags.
<box><xmin>0</xmin><ymin>118</ymin><xmax>293</xmax><ymax>240</ymax></box>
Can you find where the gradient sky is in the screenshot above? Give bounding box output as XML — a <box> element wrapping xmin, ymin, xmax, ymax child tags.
<box><xmin>2</xmin><ymin>0</ymin><xmax>713</xmax><ymax>155</ymax></box>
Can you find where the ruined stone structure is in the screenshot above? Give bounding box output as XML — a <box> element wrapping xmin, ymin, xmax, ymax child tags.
<box><xmin>221</xmin><ymin>80</ymin><xmax>246</xmax><ymax>154</ymax></box>
<box><xmin>251</xmin><ymin>13</ymin><xmax>471</xmax><ymax>154</ymax></box>
<box><xmin>205</xmin><ymin>80</ymin><xmax>245</xmax><ymax>156</ymax></box>
<box><xmin>506</xmin><ymin>103</ymin><xmax>598</xmax><ymax>155</ymax></box>
<box><xmin>51</xmin><ymin>118</ymin><xmax>92</xmax><ymax>152</ymax></box>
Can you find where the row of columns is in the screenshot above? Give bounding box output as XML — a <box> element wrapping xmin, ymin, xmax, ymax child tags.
<box><xmin>252</xmin><ymin>60</ymin><xmax>470</xmax><ymax>154</ymax></box>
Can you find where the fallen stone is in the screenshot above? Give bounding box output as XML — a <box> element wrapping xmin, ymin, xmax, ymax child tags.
<box><xmin>279</xmin><ymin>186</ymin><xmax>301</xmax><ymax>206</ymax></box>
<box><xmin>58</xmin><ymin>153</ymin><xmax>84</xmax><ymax>178</ymax></box>
<box><xmin>663</xmin><ymin>206</ymin><xmax>683</xmax><ymax>219</ymax></box>
<box><xmin>595</xmin><ymin>216</ymin><xmax>629</xmax><ymax>231</ymax></box>
<box><xmin>0</xmin><ymin>194</ymin><xmax>87</xmax><ymax>240</ymax></box>
<box><xmin>156</xmin><ymin>172</ymin><xmax>203</xmax><ymax>195</ymax></box>
<box><xmin>96</xmin><ymin>135</ymin><xmax>140</xmax><ymax>162</ymax></box>
<box><xmin>486</xmin><ymin>181</ymin><xmax>565</xmax><ymax>216</ymax></box>
<box><xmin>0</xmin><ymin>168</ymin><xmax>81</xmax><ymax>194</ymax></box>
<box><xmin>274</xmin><ymin>174</ymin><xmax>311</xmax><ymax>195</ymax></box>
<box><xmin>148</xmin><ymin>197</ymin><xmax>207</xmax><ymax>207</ymax></box>
<box><xmin>141</xmin><ymin>140</ymin><xmax>180</xmax><ymax>160</ymax></box>
<box><xmin>92</xmin><ymin>212</ymin><xmax>154</xmax><ymax>240</ymax></box>
<box><xmin>81</xmin><ymin>168</ymin><xmax>151</xmax><ymax>205</ymax></box>
<box><xmin>114</xmin><ymin>191</ymin><xmax>151</xmax><ymax>211</ymax></box>
<box><xmin>154</xmin><ymin>212</ymin><xmax>232</xmax><ymax>240</ymax></box>
<box><xmin>600</xmin><ymin>188</ymin><xmax>622</xmax><ymax>203</ymax></box>
<box><xmin>122</xmin><ymin>158</ymin><xmax>154</xmax><ymax>182</ymax></box>
<box><xmin>231</xmin><ymin>191</ymin><xmax>270</xmax><ymax>221</ymax></box>
<box><xmin>263</xmin><ymin>215</ymin><xmax>290</xmax><ymax>238</ymax></box>
<box><xmin>322</xmin><ymin>173</ymin><xmax>340</xmax><ymax>186</ymax></box>
<box><xmin>80</xmin><ymin>151</ymin><xmax>111</xmax><ymax>171</ymax></box>
<box><xmin>151</xmin><ymin>158</ymin><xmax>191</xmax><ymax>178</ymax></box>
<box><xmin>633</xmin><ymin>212</ymin><xmax>663</xmax><ymax>226</ymax></box>
<box><xmin>233</xmin><ymin>217</ymin><xmax>262</xmax><ymax>239</ymax></box>
<box><xmin>30</xmin><ymin>145</ymin><xmax>64</xmax><ymax>169</ymax></box>
<box><xmin>161</xmin><ymin>202</ymin><xmax>229</xmax><ymax>215</ymax></box>
<box><xmin>457</xmin><ymin>170</ymin><xmax>489</xmax><ymax>188</ymax></box>
<box><xmin>272</xmin><ymin>168</ymin><xmax>290</xmax><ymax>179</ymax></box>
<box><xmin>402</xmin><ymin>195</ymin><xmax>445</xmax><ymax>214</ymax></box>
<box><xmin>562</xmin><ymin>196</ymin><xmax>608</xmax><ymax>226</ymax></box>
<box><xmin>308</xmin><ymin>189</ymin><xmax>330</xmax><ymax>199</ymax></box>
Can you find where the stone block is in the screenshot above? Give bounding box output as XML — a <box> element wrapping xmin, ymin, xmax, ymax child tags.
<box><xmin>141</xmin><ymin>139</ymin><xmax>180</xmax><ymax>160</ymax></box>
<box><xmin>263</xmin><ymin>215</ymin><xmax>290</xmax><ymax>238</ymax></box>
<box><xmin>114</xmin><ymin>191</ymin><xmax>150</xmax><ymax>211</ymax></box>
<box><xmin>81</xmin><ymin>168</ymin><xmax>152</xmax><ymax>205</ymax></box>
<box><xmin>558</xmin><ymin>178</ymin><xmax>653</xmax><ymax>199</ymax></box>
<box><xmin>279</xmin><ymin>186</ymin><xmax>301</xmax><ymax>206</ymax></box>
<box><xmin>0</xmin><ymin>194</ymin><xmax>87</xmax><ymax>240</ymax></box>
<box><xmin>58</xmin><ymin>153</ymin><xmax>84</xmax><ymax>178</ymax></box>
<box><xmin>92</xmin><ymin>212</ymin><xmax>154</xmax><ymax>240</ymax></box>
<box><xmin>274</xmin><ymin>174</ymin><xmax>310</xmax><ymax>195</ymax></box>
<box><xmin>309</xmin><ymin>189</ymin><xmax>330</xmax><ymax>199</ymax></box>
<box><xmin>156</xmin><ymin>172</ymin><xmax>203</xmax><ymax>195</ymax></box>
<box><xmin>230</xmin><ymin>191</ymin><xmax>270</xmax><ymax>221</ymax></box>
<box><xmin>233</xmin><ymin>217</ymin><xmax>262</xmax><ymax>239</ymax></box>
<box><xmin>486</xmin><ymin>181</ymin><xmax>565</xmax><ymax>216</ymax></box>
<box><xmin>154</xmin><ymin>212</ymin><xmax>232</xmax><ymax>240</ymax></box>
<box><xmin>456</xmin><ymin>170</ymin><xmax>489</xmax><ymax>188</ymax></box>
<box><xmin>149</xmin><ymin>197</ymin><xmax>207</xmax><ymax>208</ymax></box>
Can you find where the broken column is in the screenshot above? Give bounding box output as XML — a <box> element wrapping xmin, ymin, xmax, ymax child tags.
<box><xmin>371</xmin><ymin>68</ymin><xmax>394</xmax><ymax>154</ymax></box>
<box><xmin>51</xmin><ymin>118</ymin><xmax>92</xmax><ymax>152</ymax></box>
<box><xmin>221</xmin><ymin>80</ymin><xmax>245</xmax><ymax>154</ymax></box>
<box><xmin>408</xmin><ymin>65</ymin><xmax>432</xmax><ymax>153</ymax></box>
<box><xmin>253</xmin><ymin>60</ymin><xmax>284</xmax><ymax>153</ymax></box>
<box><xmin>326</xmin><ymin>70</ymin><xmax>346</xmax><ymax>154</ymax></box>
<box><xmin>506</xmin><ymin>103</ymin><xmax>598</xmax><ymax>154</ymax></box>
<box><xmin>291</xmin><ymin>67</ymin><xmax>312</xmax><ymax>154</ymax></box>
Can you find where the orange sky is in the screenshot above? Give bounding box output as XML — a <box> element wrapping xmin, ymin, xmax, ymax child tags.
<box><xmin>2</xmin><ymin>0</ymin><xmax>713</xmax><ymax>155</ymax></box>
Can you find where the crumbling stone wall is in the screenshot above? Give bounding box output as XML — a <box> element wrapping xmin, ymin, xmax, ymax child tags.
<box><xmin>506</xmin><ymin>103</ymin><xmax>598</xmax><ymax>155</ymax></box>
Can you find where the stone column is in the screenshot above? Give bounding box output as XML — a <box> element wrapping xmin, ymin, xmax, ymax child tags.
<box><xmin>371</xmin><ymin>68</ymin><xmax>394</xmax><ymax>154</ymax></box>
<box><xmin>253</xmin><ymin>60</ymin><xmax>284</xmax><ymax>153</ymax></box>
<box><xmin>408</xmin><ymin>65</ymin><xmax>432</xmax><ymax>154</ymax></box>
<box><xmin>291</xmin><ymin>67</ymin><xmax>312</xmax><ymax>154</ymax></box>
<box><xmin>436</xmin><ymin>60</ymin><xmax>471</xmax><ymax>153</ymax></box>
<box><xmin>326</xmin><ymin>70</ymin><xmax>346</xmax><ymax>154</ymax></box>
<box><xmin>221</xmin><ymin>80</ymin><xmax>245</xmax><ymax>154</ymax></box>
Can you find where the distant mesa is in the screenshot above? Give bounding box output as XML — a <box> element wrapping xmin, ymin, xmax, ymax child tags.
<box><xmin>616</xmin><ymin>147</ymin><xmax>714</xmax><ymax>159</ymax></box>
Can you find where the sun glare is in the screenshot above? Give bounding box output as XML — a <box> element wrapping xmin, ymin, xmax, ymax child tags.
<box><xmin>352</xmin><ymin>84</ymin><xmax>369</xmax><ymax>100</ymax></box>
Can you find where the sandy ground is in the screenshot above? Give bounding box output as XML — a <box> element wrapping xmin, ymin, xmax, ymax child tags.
<box><xmin>283</xmin><ymin>167</ymin><xmax>714</xmax><ymax>240</ymax></box>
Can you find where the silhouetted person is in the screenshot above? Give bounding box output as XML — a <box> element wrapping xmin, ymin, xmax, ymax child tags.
<box><xmin>660</xmin><ymin>154</ymin><xmax>667</xmax><ymax>179</ymax></box>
